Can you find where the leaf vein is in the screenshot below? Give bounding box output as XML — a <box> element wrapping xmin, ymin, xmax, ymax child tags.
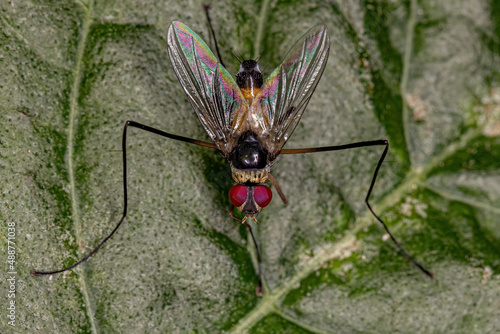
<box><xmin>66</xmin><ymin>2</ymin><xmax>99</xmax><ymax>333</ymax></box>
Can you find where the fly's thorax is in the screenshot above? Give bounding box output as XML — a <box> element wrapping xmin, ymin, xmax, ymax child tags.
<box><xmin>231</xmin><ymin>165</ymin><xmax>270</xmax><ymax>184</ymax></box>
<box><xmin>228</xmin><ymin>131</ymin><xmax>270</xmax><ymax>184</ymax></box>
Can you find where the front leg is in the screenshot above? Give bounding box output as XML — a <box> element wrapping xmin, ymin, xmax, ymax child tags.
<box><xmin>268</xmin><ymin>173</ymin><xmax>288</xmax><ymax>204</ymax></box>
<box><xmin>228</xmin><ymin>207</ymin><xmax>264</xmax><ymax>296</ymax></box>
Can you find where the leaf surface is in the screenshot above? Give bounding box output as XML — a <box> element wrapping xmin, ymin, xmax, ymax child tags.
<box><xmin>1</xmin><ymin>0</ymin><xmax>499</xmax><ymax>333</ymax></box>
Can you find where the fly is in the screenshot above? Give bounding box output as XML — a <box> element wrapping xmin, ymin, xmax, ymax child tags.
<box><xmin>33</xmin><ymin>10</ymin><xmax>433</xmax><ymax>295</ymax></box>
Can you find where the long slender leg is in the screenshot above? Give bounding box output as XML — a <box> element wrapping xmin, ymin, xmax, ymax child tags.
<box><xmin>32</xmin><ymin>120</ymin><xmax>216</xmax><ymax>276</ymax></box>
<box><xmin>203</xmin><ymin>4</ymin><xmax>225</xmax><ymax>67</ymax></box>
<box><xmin>228</xmin><ymin>208</ymin><xmax>264</xmax><ymax>296</ymax></box>
<box><xmin>246</xmin><ymin>216</ymin><xmax>264</xmax><ymax>296</ymax></box>
<box><xmin>268</xmin><ymin>173</ymin><xmax>288</xmax><ymax>204</ymax></box>
<box><xmin>228</xmin><ymin>205</ymin><xmax>242</xmax><ymax>223</ymax></box>
<box><xmin>282</xmin><ymin>140</ymin><xmax>433</xmax><ymax>278</ymax></box>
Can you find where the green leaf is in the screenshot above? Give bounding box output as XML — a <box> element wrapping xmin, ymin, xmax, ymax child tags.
<box><xmin>1</xmin><ymin>0</ymin><xmax>500</xmax><ymax>333</ymax></box>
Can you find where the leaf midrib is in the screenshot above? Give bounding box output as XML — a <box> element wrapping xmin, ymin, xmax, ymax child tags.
<box><xmin>401</xmin><ymin>0</ymin><xmax>418</xmax><ymax>164</ymax></box>
<box><xmin>67</xmin><ymin>1</ymin><xmax>98</xmax><ymax>333</ymax></box>
<box><xmin>253</xmin><ymin>0</ymin><xmax>271</xmax><ymax>60</ymax></box>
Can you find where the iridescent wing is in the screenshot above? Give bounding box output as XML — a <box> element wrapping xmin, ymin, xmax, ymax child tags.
<box><xmin>167</xmin><ymin>21</ymin><xmax>248</xmax><ymax>155</ymax></box>
<box><xmin>250</xmin><ymin>25</ymin><xmax>330</xmax><ymax>158</ymax></box>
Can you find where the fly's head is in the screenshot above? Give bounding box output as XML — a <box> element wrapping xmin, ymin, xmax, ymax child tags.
<box><xmin>229</xmin><ymin>184</ymin><xmax>272</xmax><ymax>214</ymax></box>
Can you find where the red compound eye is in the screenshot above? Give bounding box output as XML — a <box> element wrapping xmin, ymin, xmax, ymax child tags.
<box><xmin>229</xmin><ymin>185</ymin><xmax>247</xmax><ymax>207</ymax></box>
<box><xmin>253</xmin><ymin>185</ymin><xmax>272</xmax><ymax>208</ymax></box>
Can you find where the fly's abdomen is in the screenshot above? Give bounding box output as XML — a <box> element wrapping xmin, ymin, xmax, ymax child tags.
<box><xmin>240</xmin><ymin>87</ymin><xmax>260</xmax><ymax>103</ymax></box>
<box><xmin>236</xmin><ymin>60</ymin><xmax>263</xmax><ymax>105</ymax></box>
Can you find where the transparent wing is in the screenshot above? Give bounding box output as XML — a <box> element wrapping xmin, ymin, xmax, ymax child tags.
<box><xmin>250</xmin><ymin>25</ymin><xmax>330</xmax><ymax>158</ymax></box>
<box><xmin>167</xmin><ymin>21</ymin><xmax>248</xmax><ymax>155</ymax></box>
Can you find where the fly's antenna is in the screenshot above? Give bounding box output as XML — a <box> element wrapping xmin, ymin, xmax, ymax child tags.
<box><xmin>203</xmin><ymin>4</ymin><xmax>225</xmax><ymax>68</ymax></box>
<box><xmin>254</xmin><ymin>54</ymin><xmax>261</xmax><ymax>62</ymax></box>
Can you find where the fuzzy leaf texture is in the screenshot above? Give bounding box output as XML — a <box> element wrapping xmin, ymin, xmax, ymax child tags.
<box><xmin>1</xmin><ymin>0</ymin><xmax>500</xmax><ymax>333</ymax></box>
